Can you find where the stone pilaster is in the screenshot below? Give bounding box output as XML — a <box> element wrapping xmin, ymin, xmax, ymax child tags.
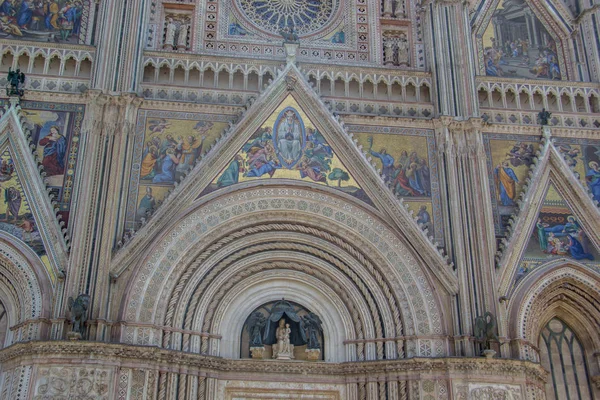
<box><xmin>422</xmin><ymin>0</ymin><xmax>479</xmax><ymax>117</ymax></box>
<box><xmin>435</xmin><ymin>118</ymin><xmax>498</xmax><ymax>357</ymax></box>
<box><xmin>92</xmin><ymin>0</ymin><xmax>149</xmax><ymax>92</ymax></box>
<box><xmin>573</xmin><ymin>6</ymin><xmax>600</xmax><ymax>82</ymax></box>
<box><xmin>64</xmin><ymin>93</ymin><xmax>142</xmax><ymax>340</ymax></box>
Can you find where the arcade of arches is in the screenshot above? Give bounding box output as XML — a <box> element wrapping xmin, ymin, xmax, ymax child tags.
<box><xmin>0</xmin><ymin>0</ymin><xmax>599</xmax><ymax>399</ymax></box>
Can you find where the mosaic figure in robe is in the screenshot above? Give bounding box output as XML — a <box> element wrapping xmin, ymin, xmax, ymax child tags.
<box><xmin>277</xmin><ymin>110</ymin><xmax>302</xmax><ymax>165</ymax></box>
<box><xmin>39</xmin><ymin>126</ymin><xmax>67</xmax><ymax>177</ymax></box>
<box><xmin>494</xmin><ymin>161</ymin><xmax>518</xmax><ymax>206</ymax></box>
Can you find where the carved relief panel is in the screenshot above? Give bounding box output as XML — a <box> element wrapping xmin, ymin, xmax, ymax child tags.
<box><xmin>32</xmin><ymin>366</ymin><xmax>113</xmax><ymax>399</ymax></box>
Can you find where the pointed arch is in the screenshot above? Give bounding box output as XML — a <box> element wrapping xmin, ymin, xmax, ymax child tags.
<box><xmin>497</xmin><ymin>140</ymin><xmax>600</xmax><ymax>295</ymax></box>
<box><xmin>504</xmin><ymin>261</ymin><xmax>600</xmax><ymax>393</ymax></box>
<box><xmin>0</xmin><ymin>232</ymin><xmax>54</xmax><ymax>347</ymax></box>
<box><xmin>471</xmin><ymin>0</ymin><xmax>576</xmax><ymax>80</ymax></box>
<box><xmin>113</xmin><ymin>182</ymin><xmax>452</xmax><ymax>363</ymax></box>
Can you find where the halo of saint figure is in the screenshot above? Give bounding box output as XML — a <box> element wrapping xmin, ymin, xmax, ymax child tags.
<box><xmin>0</xmin><ymin>0</ymin><xmax>83</xmax><ymax>42</ymax></box>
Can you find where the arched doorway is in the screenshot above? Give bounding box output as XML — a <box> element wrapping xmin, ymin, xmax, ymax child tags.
<box><xmin>539</xmin><ymin>318</ymin><xmax>594</xmax><ymax>400</ymax></box>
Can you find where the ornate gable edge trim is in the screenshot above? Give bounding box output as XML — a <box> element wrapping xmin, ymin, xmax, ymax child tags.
<box><xmin>496</xmin><ymin>130</ymin><xmax>600</xmax><ymax>295</ymax></box>
<box><xmin>111</xmin><ymin>63</ymin><xmax>458</xmax><ymax>293</ymax></box>
<box><xmin>0</xmin><ymin>104</ymin><xmax>69</xmax><ymax>284</ymax></box>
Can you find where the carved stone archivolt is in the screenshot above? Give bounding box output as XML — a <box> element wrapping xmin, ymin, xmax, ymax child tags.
<box><xmin>111</xmin><ymin>182</ymin><xmax>452</xmax><ymax>364</ymax></box>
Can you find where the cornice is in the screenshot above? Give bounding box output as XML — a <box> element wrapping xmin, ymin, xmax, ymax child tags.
<box><xmin>480</xmin><ymin>123</ymin><xmax>600</xmax><ymax>139</ymax></box>
<box><xmin>138</xmin><ymin>98</ymin><xmax>244</xmax><ymax>114</ymax></box>
<box><xmin>475</xmin><ymin>76</ymin><xmax>600</xmax><ymax>90</ymax></box>
<box><xmin>142</xmin><ymin>51</ymin><xmax>432</xmax><ymax>79</ymax></box>
<box><xmin>0</xmin><ymin>341</ymin><xmax>548</xmax><ymax>381</ymax></box>
<box><xmin>0</xmin><ymin>39</ymin><xmax>96</xmax><ymax>52</ymax></box>
<box><xmin>0</xmin><ymin>92</ymin><xmax>88</xmax><ymax>104</ymax></box>
<box><xmin>341</xmin><ymin>115</ymin><xmax>435</xmax><ymax>128</ymax></box>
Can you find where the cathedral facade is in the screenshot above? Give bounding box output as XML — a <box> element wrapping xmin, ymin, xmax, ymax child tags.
<box><xmin>0</xmin><ymin>0</ymin><xmax>598</xmax><ymax>398</ymax></box>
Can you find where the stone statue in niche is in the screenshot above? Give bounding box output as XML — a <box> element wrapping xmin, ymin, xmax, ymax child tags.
<box><xmin>384</xmin><ymin>40</ymin><xmax>395</xmax><ymax>65</ymax></box>
<box><xmin>301</xmin><ymin>312</ymin><xmax>323</xmax><ymax>360</ymax></box>
<box><xmin>474</xmin><ymin>311</ymin><xmax>499</xmax><ymax>357</ymax></box>
<box><xmin>67</xmin><ymin>294</ymin><xmax>91</xmax><ymax>340</ymax></box>
<box><xmin>246</xmin><ymin>300</ymin><xmax>324</xmax><ymax>360</ymax></box>
<box><xmin>272</xmin><ymin>319</ymin><xmax>295</xmax><ymax>359</ymax></box>
<box><xmin>164</xmin><ymin>18</ymin><xmax>177</xmax><ymax>49</ymax></box>
<box><xmin>247</xmin><ymin>311</ymin><xmax>267</xmax><ymax>347</ymax></box>
<box><xmin>177</xmin><ymin>24</ymin><xmax>189</xmax><ymax>50</ymax></box>
<box><xmin>397</xmin><ymin>33</ymin><xmax>410</xmax><ymax>66</ymax></box>
<box><xmin>300</xmin><ymin>312</ymin><xmax>323</xmax><ymax>349</ymax></box>
<box><xmin>394</xmin><ymin>0</ymin><xmax>405</xmax><ymax>18</ymax></box>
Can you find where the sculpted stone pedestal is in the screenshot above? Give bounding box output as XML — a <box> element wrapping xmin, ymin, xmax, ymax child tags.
<box><xmin>284</xmin><ymin>43</ymin><xmax>299</xmax><ymax>64</ymax></box>
<box><xmin>305</xmin><ymin>348</ymin><xmax>320</xmax><ymax>361</ymax></box>
<box><xmin>67</xmin><ymin>331</ymin><xmax>82</xmax><ymax>340</ymax></box>
<box><xmin>250</xmin><ymin>346</ymin><xmax>265</xmax><ymax>359</ymax></box>
<box><xmin>273</xmin><ymin>345</ymin><xmax>294</xmax><ymax>360</ymax></box>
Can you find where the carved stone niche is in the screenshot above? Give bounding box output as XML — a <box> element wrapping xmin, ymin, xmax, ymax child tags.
<box><xmin>162</xmin><ymin>6</ymin><xmax>193</xmax><ymax>51</ymax></box>
<box><xmin>382</xmin><ymin>29</ymin><xmax>410</xmax><ymax>67</ymax></box>
<box><xmin>382</xmin><ymin>0</ymin><xmax>407</xmax><ymax>19</ymax></box>
<box><xmin>241</xmin><ymin>300</ymin><xmax>324</xmax><ymax>361</ymax></box>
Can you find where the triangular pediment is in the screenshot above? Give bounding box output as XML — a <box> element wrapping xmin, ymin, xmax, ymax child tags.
<box><xmin>513</xmin><ymin>183</ymin><xmax>600</xmax><ymax>288</ymax></box>
<box><xmin>199</xmin><ymin>95</ymin><xmax>372</xmax><ymax>205</ymax></box>
<box><xmin>0</xmin><ymin>106</ymin><xmax>69</xmax><ymax>286</ymax></box>
<box><xmin>112</xmin><ymin>63</ymin><xmax>457</xmax><ymax>293</ymax></box>
<box><xmin>497</xmin><ymin>134</ymin><xmax>600</xmax><ymax>295</ymax></box>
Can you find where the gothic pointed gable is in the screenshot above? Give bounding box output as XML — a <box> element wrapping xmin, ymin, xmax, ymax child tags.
<box><xmin>497</xmin><ymin>135</ymin><xmax>600</xmax><ymax>295</ymax></box>
<box><xmin>112</xmin><ymin>64</ymin><xmax>457</xmax><ymax>293</ymax></box>
<box><xmin>0</xmin><ymin>106</ymin><xmax>69</xmax><ymax>286</ymax></box>
<box><xmin>513</xmin><ymin>183</ymin><xmax>599</xmax><ymax>287</ymax></box>
<box><xmin>201</xmin><ymin>95</ymin><xmax>371</xmax><ymax>205</ymax></box>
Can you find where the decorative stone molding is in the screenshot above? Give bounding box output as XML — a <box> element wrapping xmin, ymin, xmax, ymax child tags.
<box><xmin>0</xmin><ymin>341</ymin><xmax>548</xmax><ymax>381</ymax></box>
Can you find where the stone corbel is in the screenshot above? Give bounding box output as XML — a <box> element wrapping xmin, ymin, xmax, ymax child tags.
<box><xmin>82</xmin><ymin>90</ymin><xmax>110</xmax><ymax>137</ymax></box>
<box><xmin>102</xmin><ymin>95</ymin><xmax>130</xmax><ymax>138</ymax></box>
<box><xmin>121</xmin><ymin>93</ymin><xmax>144</xmax><ymax>137</ymax></box>
<box><xmin>433</xmin><ymin>116</ymin><xmax>455</xmax><ymax>157</ymax></box>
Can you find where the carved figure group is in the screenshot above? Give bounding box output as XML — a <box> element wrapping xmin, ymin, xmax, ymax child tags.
<box><xmin>163</xmin><ymin>18</ymin><xmax>189</xmax><ymax>50</ymax></box>
<box><xmin>244</xmin><ymin>302</ymin><xmax>324</xmax><ymax>360</ymax></box>
<box><xmin>383</xmin><ymin>34</ymin><xmax>409</xmax><ymax>67</ymax></box>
